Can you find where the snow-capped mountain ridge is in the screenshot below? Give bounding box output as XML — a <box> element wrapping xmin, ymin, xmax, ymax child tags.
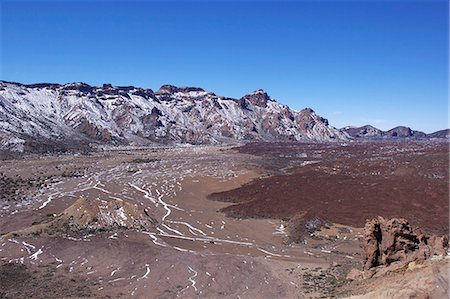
<box><xmin>0</xmin><ymin>80</ymin><xmax>347</xmax><ymax>153</ymax></box>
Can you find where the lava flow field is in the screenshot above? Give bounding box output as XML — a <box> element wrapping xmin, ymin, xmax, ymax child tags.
<box><xmin>211</xmin><ymin>140</ymin><xmax>449</xmax><ymax>235</ymax></box>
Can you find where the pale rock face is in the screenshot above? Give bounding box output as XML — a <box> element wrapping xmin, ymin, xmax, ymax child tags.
<box><xmin>0</xmin><ymin>81</ymin><xmax>348</xmax><ymax>152</ymax></box>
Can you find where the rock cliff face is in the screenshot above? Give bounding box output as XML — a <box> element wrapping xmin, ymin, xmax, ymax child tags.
<box><xmin>362</xmin><ymin>216</ymin><xmax>448</xmax><ymax>271</ymax></box>
<box><xmin>0</xmin><ymin>81</ymin><xmax>348</xmax><ymax>153</ymax></box>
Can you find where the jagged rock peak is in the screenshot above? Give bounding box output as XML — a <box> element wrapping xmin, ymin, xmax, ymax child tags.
<box><xmin>102</xmin><ymin>83</ymin><xmax>114</xmax><ymax>89</ymax></box>
<box><xmin>249</xmin><ymin>89</ymin><xmax>269</xmax><ymax>96</ymax></box>
<box><xmin>241</xmin><ymin>89</ymin><xmax>273</xmax><ymax>108</ymax></box>
<box><xmin>301</xmin><ymin>107</ymin><xmax>315</xmax><ymax>114</ymax></box>
<box><xmin>156</xmin><ymin>84</ymin><xmax>205</xmax><ymax>94</ymax></box>
<box><xmin>62</xmin><ymin>82</ymin><xmax>94</xmax><ymax>92</ymax></box>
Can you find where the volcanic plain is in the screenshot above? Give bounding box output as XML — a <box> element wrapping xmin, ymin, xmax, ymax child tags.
<box><xmin>0</xmin><ymin>140</ymin><xmax>448</xmax><ymax>298</ymax></box>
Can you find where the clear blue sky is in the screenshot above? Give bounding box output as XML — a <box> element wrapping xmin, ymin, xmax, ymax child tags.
<box><xmin>1</xmin><ymin>0</ymin><xmax>448</xmax><ymax>132</ymax></box>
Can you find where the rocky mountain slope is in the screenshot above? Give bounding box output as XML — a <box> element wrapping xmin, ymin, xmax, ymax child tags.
<box><xmin>0</xmin><ymin>81</ymin><xmax>347</xmax><ymax>153</ymax></box>
<box><xmin>427</xmin><ymin>129</ymin><xmax>450</xmax><ymax>139</ymax></box>
<box><xmin>341</xmin><ymin>125</ymin><xmax>385</xmax><ymax>138</ymax></box>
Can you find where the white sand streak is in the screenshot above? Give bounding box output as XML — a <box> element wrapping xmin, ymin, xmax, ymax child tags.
<box><xmin>38</xmin><ymin>175</ymin><xmax>108</xmax><ymax>210</ymax></box>
<box><xmin>39</xmin><ymin>191</ymin><xmax>59</xmax><ymax>209</ymax></box>
<box><xmin>273</xmin><ymin>223</ymin><xmax>287</xmax><ymax>236</ymax></box>
<box><xmin>166</xmin><ymin>203</ymin><xmax>185</xmax><ymax>211</ymax></box>
<box><xmin>167</xmin><ymin>221</ymin><xmax>207</xmax><ymax>236</ymax></box>
<box><xmin>257</xmin><ymin>247</ymin><xmax>283</xmax><ymax>257</ymax></box>
<box><xmin>161</xmin><ymin>223</ymin><xmax>183</xmax><ymax>236</ymax></box>
<box><xmin>29</xmin><ymin>248</ymin><xmax>43</xmax><ymax>260</ymax></box>
<box><xmin>129</xmin><ymin>184</ymin><xmax>157</xmax><ymax>204</ymax></box>
<box><xmin>110</xmin><ymin>267</ymin><xmax>121</xmax><ymax>276</ymax></box>
<box><xmin>188</xmin><ymin>266</ymin><xmax>198</xmax><ymax>291</ymax></box>
<box><xmin>21</xmin><ymin>241</ymin><xmax>36</xmax><ymax>254</ymax></box>
<box><xmin>93</xmin><ymin>182</ymin><xmax>111</xmax><ymax>194</ymax></box>
<box><xmin>141</xmin><ymin>232</ymin><xmax>167</xmax><ymax>247</ymax></box>
<box><xmin>159</xmin><ymin>233</ymin><xmax>254</xmax><ymax>246</ymax></box>
<box><xmin>137</xmin><ymin>264</ymin><xmax>150</xmax><ymax>281</ymax></box>
<box><xmin>156</xmin><ymin>191</ymin><xmax>171</xmax><ymax>221</ymax></box>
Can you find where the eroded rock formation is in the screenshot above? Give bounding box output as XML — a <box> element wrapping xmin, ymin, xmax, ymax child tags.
<box><xmin>362</xmin><ymin>216</ymin><xmax>448</xmax><ymax>270</ymax></box>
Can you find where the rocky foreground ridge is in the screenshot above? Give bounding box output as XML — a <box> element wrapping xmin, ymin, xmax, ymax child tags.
<box><xmin>347</xmin><ymin>216</ymin><xmax>448</xmax><ymax>281</ymax></box>
<box><xmin>0</xmin><ymin>81</ymin><xmax>347</xmax><ymax>153</ymax></box>
<box><xmin>344</xmin><ymin>217</ymin><xmax>449</xmax><ymax>299</ymax></box>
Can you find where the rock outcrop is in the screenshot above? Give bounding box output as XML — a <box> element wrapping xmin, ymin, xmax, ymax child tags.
<box><xmin>4</xmin><ymin>197</ymin><xmax>157</xmax><ymax>237</ymax></box>
<box><xmin>362</xmin><ymin>216</ymin><xmax>448</xmax><ymax>271</ymax></box>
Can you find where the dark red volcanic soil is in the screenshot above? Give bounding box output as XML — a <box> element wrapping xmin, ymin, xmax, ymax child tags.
<box><xmin>210</xmin><ymin>141</ymin><xmax>449</xmax><ymax>235</ymax></box>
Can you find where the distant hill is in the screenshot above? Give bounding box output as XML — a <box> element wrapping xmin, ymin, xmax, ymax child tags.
<box><xmin>385</xmin><ymin>126</ymin><xmax>427</xmax><ymax>138</ymax></box>
<box><xmin>341</xmin><ymin>125</ymin><xmax>447</xmax><ymax>139</ymax></box>
<box><xmin>341</xmin><ymin>125</ymin><xmax>384</xmax><ymax>138</ymax></box>
<box><xmin>427</xmin><ymin>129</ymin><xmax>450</xmax><ymax>139</ymax></box>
